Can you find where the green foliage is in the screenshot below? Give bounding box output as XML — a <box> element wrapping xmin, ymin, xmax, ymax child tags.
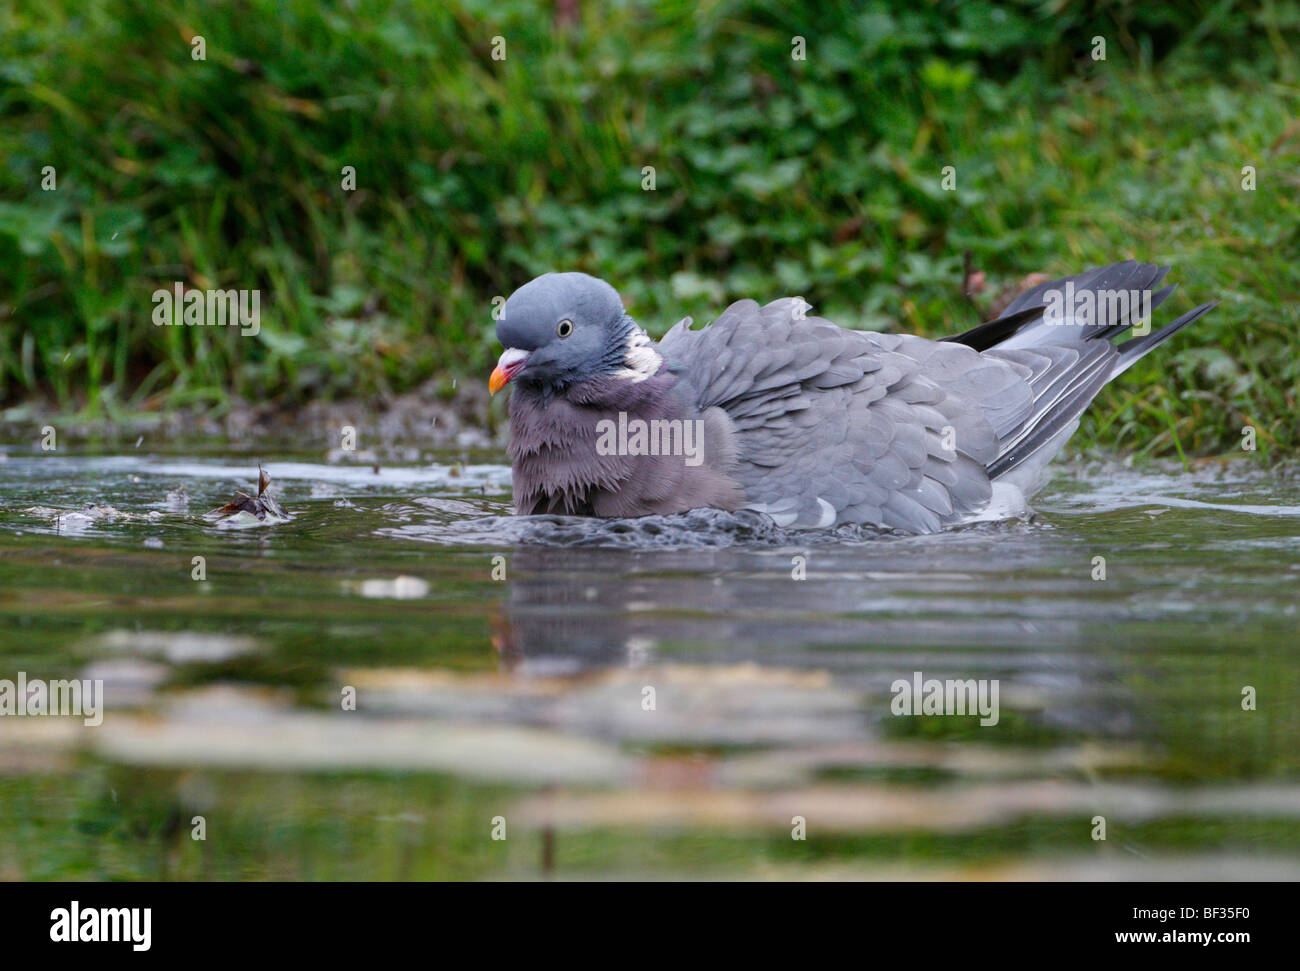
<box><xmin>0</xmin><ymin>0</ymin><xmax>1296</xmax><ymax>454</ymax></box>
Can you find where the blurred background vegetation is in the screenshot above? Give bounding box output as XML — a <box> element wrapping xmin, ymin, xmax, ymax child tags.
<box><xmin>1</xmin><ymin>0</ymin><xmax>1297</xmax><ymax>456</ymax></box>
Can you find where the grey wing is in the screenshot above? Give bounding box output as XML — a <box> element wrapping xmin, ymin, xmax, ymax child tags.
<box><xmin>660</xmin><ymin>299</ymin><xmax>1024</xmax><ymax>532</ymax></box>
<box><xmin>657</xmin><ymin>263</ymin><xmax>1215</xmax><ymax>532</ymax></box>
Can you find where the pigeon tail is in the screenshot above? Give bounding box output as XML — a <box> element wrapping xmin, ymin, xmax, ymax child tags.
<box><xmin>968</xmin><ymin>261</ymin><xmax>1218</xmax><ymax>482</ymax></box>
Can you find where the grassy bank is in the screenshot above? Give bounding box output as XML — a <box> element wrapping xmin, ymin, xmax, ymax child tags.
<box><xmin>1</xmin><ymin>1</ymin><xmax>1296</xmax><ymax>457</ymax></box>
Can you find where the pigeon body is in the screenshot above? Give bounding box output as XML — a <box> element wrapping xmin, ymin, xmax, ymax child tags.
<box><xmin>490</xmin><ymin>263</ymin><xmax>1216</xmax><ymax>533</ymax></box>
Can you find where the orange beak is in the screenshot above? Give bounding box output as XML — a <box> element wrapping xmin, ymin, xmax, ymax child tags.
<box><xmin>489</xmin><ymin>348</ymin><xmax>530</xmax><ymax>395</ymax></box>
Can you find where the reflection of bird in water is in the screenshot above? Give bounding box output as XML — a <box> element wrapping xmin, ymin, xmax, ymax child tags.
<box><xmin>486</xmin><ymin>536</ymin><xmax>1139</xmax><ymax>739</ymax></box>
<box><xmin>491</xmin><ymin>548</ymin><xmax>675</xmax><ymax>675</ymax></box>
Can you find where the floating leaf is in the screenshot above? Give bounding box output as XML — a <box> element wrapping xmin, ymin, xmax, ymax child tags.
<box><xmin>205</xmin><ymin>464</ymin><xmax>292</xmax><ymax>527</ymax></box>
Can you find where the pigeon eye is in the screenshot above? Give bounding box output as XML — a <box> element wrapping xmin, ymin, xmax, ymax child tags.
<box><xmin>557</xmin><ymin>319</ymin><xmax>574</xmax><ymax>338</ymax></box>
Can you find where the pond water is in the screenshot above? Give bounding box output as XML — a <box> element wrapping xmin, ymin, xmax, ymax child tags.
<box><xmin>1</xmin><ymin>449</ymin><xmax>1298</xmax><ymax>879</ymax></box>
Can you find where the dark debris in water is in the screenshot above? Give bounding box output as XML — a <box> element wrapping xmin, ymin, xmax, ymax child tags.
<box><xmin>204</xmin><ymin>464</ymin><xmax>292</xmax><ymax>527</ymax></box>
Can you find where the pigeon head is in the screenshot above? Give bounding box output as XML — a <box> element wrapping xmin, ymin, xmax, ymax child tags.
<box><xmin>490</xmin><ymin>272</ymin><xmax>659</xmax><ymax>395</ymax></box>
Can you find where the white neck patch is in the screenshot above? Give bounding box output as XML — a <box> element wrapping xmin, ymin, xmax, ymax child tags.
<box><xmin>612</xmin><ymin>328</ymin><xmax>662</xmax><ymax>382</ymax></box>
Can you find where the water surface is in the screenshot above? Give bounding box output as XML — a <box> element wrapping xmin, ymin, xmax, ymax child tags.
<box><xmin>1</xmin><ymin>450</ymin><xmax>1297</xmax><ymax>879</ymax></box>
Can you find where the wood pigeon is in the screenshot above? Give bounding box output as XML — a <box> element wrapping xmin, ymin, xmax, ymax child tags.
<box><xmin>489</xmin><ymin>262</ymin><xmax>1215</xmax><ymax>533</ymax></box>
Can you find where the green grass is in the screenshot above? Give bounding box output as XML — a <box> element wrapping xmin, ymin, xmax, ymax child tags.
<box><xmin>1</xmin><ymin>0</ymin><xmax>1296</xmax><ymax>457</ymax></box>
